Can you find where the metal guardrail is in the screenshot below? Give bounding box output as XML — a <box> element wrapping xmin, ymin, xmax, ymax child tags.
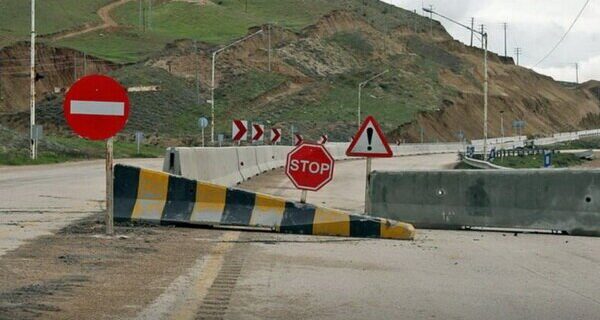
<box><xmin>462</xmin><ymin>156</ymin><xmax>511</xmax><ymax>170</ymax></box>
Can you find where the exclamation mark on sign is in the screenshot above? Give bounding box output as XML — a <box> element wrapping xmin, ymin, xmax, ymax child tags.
<box><xmin>367</xmin><ymin>127</ymin><xmax>374</xmax><ymax>151</ymax></box>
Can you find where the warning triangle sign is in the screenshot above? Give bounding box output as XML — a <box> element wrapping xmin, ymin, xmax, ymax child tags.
<box><xmin>346</xmin><ymin>116</ymin><xmax>393</xmax><ymax>157</ymax></box>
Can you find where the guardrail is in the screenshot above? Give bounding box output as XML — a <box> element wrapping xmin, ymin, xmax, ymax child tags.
<box><xmin>462</xmin><ymin>156</ymin><xmax>511</xmax><ymax>170</ymax></box>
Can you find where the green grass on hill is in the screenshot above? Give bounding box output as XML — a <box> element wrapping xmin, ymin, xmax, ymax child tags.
<box><xmin>0</xmin><ymin>0</ymin><xmax>111</xmax><ymax>46</ymax></box>
<box><xmin>48</xmin><ymin>0</ymin><xmax>425</xmax><ymax>62</ymax></box>
<box><xmin>0</xmin><ymin>136</ymin><xmax>164</xmax><ymax>166</ymax></box>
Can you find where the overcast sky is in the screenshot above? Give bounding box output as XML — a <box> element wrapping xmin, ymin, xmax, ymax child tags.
<box><xmin>383</xmin><ymin>0</ymin><xmax>599</xmax><ymax>83</ymax></box>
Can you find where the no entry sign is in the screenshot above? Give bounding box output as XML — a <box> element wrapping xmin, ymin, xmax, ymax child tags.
<box><xmin>285</xmin><ymin>143</ymin><xmax>335</xmax><ymax>191</ymax></box>
<box><xmin>64</xmin><ymin>75</ymin><xmax>130</xmax><ymax>140</ymax></box>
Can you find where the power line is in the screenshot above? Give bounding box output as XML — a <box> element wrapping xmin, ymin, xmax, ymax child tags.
<box><xmin>533</xmin><ymin>0</ymin><xmax>591</xmax><ymax>68</ymax></box>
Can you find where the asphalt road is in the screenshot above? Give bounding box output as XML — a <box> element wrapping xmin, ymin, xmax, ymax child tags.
<box><xmin>0</xmin><ymin>158</ymin><xmax>163</xmax><ymax>256</ymax></box>
<box><xmin>1</xmin><ymin>154</ymin><xmax>599</xmax><ymax>319</ymax></box>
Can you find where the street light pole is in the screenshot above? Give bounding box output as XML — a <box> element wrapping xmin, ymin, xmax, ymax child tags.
<box><xmin>357</xmin><ymin>70</ymin><xmax>389</xmax><ymax>127</ymax></box>
<box><xmin>424</xmin><ymin>7</ymin><xmax>489</xmax><ymax>158</ymax></box>
<box><xmin>210</xmin><ymin>29</ymin><xmax>263</xmax><ymax>143</ymax></box>
<box><xmin>30</xmin><ymin>0</ymin><xmax>37</xmax><ymax>160</ymax></box>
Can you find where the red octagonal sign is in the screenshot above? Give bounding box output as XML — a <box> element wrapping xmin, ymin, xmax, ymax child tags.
<box><xmin>64</xmin><ymin>75</ymin><xmax>130</xmax><ymax>140</ymax></box>
<box><xmin>285</xmin><ymin>143</ymin><xmax>335</xmax><ymax>191</ymax></box>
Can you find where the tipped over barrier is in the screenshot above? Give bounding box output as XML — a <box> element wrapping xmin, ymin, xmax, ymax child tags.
<box><xmin>114</xmin><ymin>164</ymin><xmax>415</xmax><ymax>240</ymax></box>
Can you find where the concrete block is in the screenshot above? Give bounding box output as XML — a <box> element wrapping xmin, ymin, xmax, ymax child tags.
<box><xmin>369</xmin><ymin>170</ymin><xmax>600</xmax><ymax>236</ymax></box>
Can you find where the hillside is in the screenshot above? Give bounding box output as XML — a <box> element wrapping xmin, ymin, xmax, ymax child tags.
<box><xmin>0</xmin><ymin>0</ymin><xmax>599</xmax><ymax>145</ymax></box>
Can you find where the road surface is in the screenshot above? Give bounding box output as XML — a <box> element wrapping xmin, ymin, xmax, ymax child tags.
<box><xmin>0</xmin><ymin>154</ymin><xmax>599</xmax><ymax>320</ymax></box>
<box><xmin>0</xmin><ymin>158</ymin><xmax>163</xmax><ymax>256</ymax></box>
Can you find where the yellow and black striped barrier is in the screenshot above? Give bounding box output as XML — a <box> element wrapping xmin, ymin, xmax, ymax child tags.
<box><xmin>114</xmin><ymin>165</ymin><xmax>415</xmax><ymax>240</ymax></box>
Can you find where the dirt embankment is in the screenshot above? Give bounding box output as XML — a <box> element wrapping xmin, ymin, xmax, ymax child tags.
<box><xmin>0</xmin><ymin>43</ymin><xmax>115</xmax><ymax>114</ymax></box>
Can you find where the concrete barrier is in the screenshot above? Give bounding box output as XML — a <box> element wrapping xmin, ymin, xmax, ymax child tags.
<box><xmin>255</xmin><ymin>146</ymin><xmax>275</xmax><ymax>172</ymax></box>
<box><xmin>236</xmin><ymin>147</ymin><xmax>261</xmax><ymax>180</ymax></box>
<box><xmin>368</xmin><ymin>169</ymin><xmax>600</xmax><ymax>236</ymax></box>
<box><xmin>272</xmin><ymin>146</ymin><xmax>292</xmax><ymax>167</ymax></box>
<box><xmin>172</xmin><ymin>147</ymin><xmax>243</xmax><ymax>186</ymax></box>
<box><xmin>114</xmin><ymin>164</ymin><xmax>415</xmax><ymax>240</ymax></box>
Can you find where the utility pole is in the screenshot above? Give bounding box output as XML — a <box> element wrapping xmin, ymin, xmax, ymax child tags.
<box><xmin>147</xmin><ymin>0</ymin><xmax>152</xmax><ymax>31</ymax></box>
<box><xmin>480</xmin><ymin>24</ymin><xmax>485</xmax><ymax>49</ymax></box>
<box><xmin>575</xmin><ymin>63</ymin><xmax>579</xmax><ymax>84</ymax></box>
<box><xmin>73</xmin><ymin>55</ymin><xmax>77</xmax><ymax>80</ymax></box>
<box><xmin>268</xmin><ymin>24</ymin><xmax>272</xmax><ymax>72</ymax></box>
<box><xmin>139</xmin><ymin>0</ymin><xmax>143</xmax><ymax>29</ymax></box>
<box><xmin>503</xmin><ymin>22</ymin><xmax>507</xmax><ymax>57</ymax></box>
<box><xmin>210</xmin><ymin>30</ymin><xmax>264</xmax><ymax>143</ymax></box>
<box><xmin>429</xmin><ymin>5</ymin><xmax>433</xmax><ymax>36</ymax></box>
<box><xmin>83</xmin><ymin>52</ymin><xmax>87</xmax><ymax>75</ymax></box>
<box><xmin>500</xmin><ymin>110</ymin><xmax>505</xmax><ymax>138</ymax></box>
<box><xmin>194</xmin><ymin>40</ymin><xmax>200</xmax><ymax>106</ymax></box>
<box><xmin>358</xmin><ymin>70</ymin><xmax>389</xmax><ymax>127</ymax></box>
<box><xmin>424</xmin><ymin>7</ymin><xmax>490</xmax><ymax>158</ymax></box>
<box><xmin>470</xmin><ymin>17</ymin><xmax>474</xmax><ymax>46</ymax></box>
<box><xmin>514</xmin><ymin>48</ymin><xmax>522</xmax><ymax>66</ymax></box>
<box><xmin>30</xmin><ymin>0</ymin><xmax>37</xmax><ymax>160</ymax></box>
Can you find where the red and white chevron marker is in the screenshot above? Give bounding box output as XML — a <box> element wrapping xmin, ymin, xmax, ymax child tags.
<box><xmin>294</xmin><ymin>133</ymin><xmax>304</xmax><ymax>146</ymax></box>
<box><xmin>271</xmin><ymin>128</ymin><xmax>282</xmax><ymax>144</ymax></box>
<box><xmin>318</xmin><ymin>134</ymin><xmax>328</xmax><ymax>145</ymax></box>
<box><xmin>232</xmin><ymin>120</ymin><xmax>248</xmax><ymax>142</ymax></box>
<box><xmin>252</xmin><ymin>124</ymin><xmax>264</xmax><ymax>142</ymax></box>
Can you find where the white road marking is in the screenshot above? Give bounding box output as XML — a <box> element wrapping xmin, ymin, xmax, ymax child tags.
<box><xmin>71</xmin><ymin>100</ymin><xmax>125</xmax><ymax>116</ymax></box>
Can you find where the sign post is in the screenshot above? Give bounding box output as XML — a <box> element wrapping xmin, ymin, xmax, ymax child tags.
<box><xmin>135</xmin><ymin>131</ymin><xmax>144</xmax><ymax>154</ymax></box>
<box><xmin>285</xmin><ymin>143</ymin><xmax>335</xmax><ymax>203</ymax></box>
<box><xmin>63</xmin><ymin>75</ymin><xmax>130</xmax><ymax>235</ymax></box>
<box><xmin>346</xmin><ymin>116</ymin><xmax>393</xmax><ymax>214</ymax></box>
<box><xmin>198</xmin><ymin>117</ymin><xmax>208</xmax><ymax>147</ymax></box>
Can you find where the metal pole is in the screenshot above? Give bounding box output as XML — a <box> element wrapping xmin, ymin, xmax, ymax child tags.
<box><xmin>300</xmin><ymin>190</ymin><xmax>307</xmax><ymax>204</ymax></box>
<box><xmin>139</xmin><ymin>0</ymin><xmax>143</xmax><ymax>29</ymax></box>
<box><xmin>194</xmin><ymin>40</ymin><xmax>200</xmax><ymax>106</ymax></box>
<box><xmin>137</xmin><ymin>135</ymin><xmax>140</xmax><ymax>154</ymax></box>
<box><xmin>211</xmin><ymin>52</ymin><xmax>216</xmax><ymax>144</ymax></box>
<box><xmin>268</xmin><ymin>24</ymin><xmax>272</xmax><ymax>72</ymax></box>
<box><xmin>500</xmin><ymin>111</ymin><xmax>505</xmax><ymax>138</ymax></box>
<box><xmin>483</xmin><ymin>33</ymin><xmax>489</xmax><ymax>159</ymax></box>
<box><xmin>470</xmin><ymin>18</ymin><xmax>474</xmax><ymax>46</ymax></box>
<box><xmin>503</xmin><ymin>23</ymin><xmax>507</xmax><ymax>57</ymax></box>
<box><xmin>202</xmin><ymin>126</ymin><xmax>205</xmax><ymax>147</ymax></box>
<box><xmin>358</xmin><ymin>70</ymin><xmax>389</xmax><ymax>127</ymax></box>
<box><xmin>106</xmin><ymin>137</ymin><xmax>114</xmax><ymax>235</ymax></box>
<box><xmin>73</xmin><ymin>55</ymin><xmax>77</xmax><ymax>80</ymax></box>
<box><xmin>83</xmin><ymin>52</ymin><xmax>87</xmax><ymax>75</ymax></box>
<box><xmin>30</xmin><ymin>0</ymin><xmax>37</xmax><ymax>160</ymax></box>
<box><xmin>364</xmin><ymin>158</ymin><xmax>372</xmax><ymax>214</ymax></box>
<box><xmin>357</xmin><ymin>84</ymin><xmax>362</xmax><ymax>127</ymax></box>
<box><xmin>575</xmin><ymin>63</ymin><xmax>579</xmax><ymax>84</ymax></box>
<box><xmin>148</xmin><ymin>0</ymin><xmax>152</xmax><ymax>30</ymax></box>
<box><xmin>420</xmin><ymin>126</ymin><xmax>424</xmax><ymax>143</ymax></box>
<box><xmin>210</xmin><ymin>29</ymin><xmax>264</xmax><ymax>145</ymax></box>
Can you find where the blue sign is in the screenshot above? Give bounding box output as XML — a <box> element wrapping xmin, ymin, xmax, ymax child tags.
<box><xmin>544</xmin><ymin>151</ymin><xmax>552</xmax><ymax>168</ymax></box>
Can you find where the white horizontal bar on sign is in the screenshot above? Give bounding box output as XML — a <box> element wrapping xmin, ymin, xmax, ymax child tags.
<box><xmin>70</xmin><ymin>100</ymin><xmax>125</xmax><ymax>116</ymax></box>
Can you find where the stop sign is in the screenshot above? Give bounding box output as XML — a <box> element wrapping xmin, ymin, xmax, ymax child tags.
<box><xmin>285</xmin><ymin>143</ymin><xmax>335</xmax><ymax>191</ymax></box>
<box><xmin>64</xmin><ymin>75</ymin><xmax>130</xmax><ymax>140</ymax></box>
